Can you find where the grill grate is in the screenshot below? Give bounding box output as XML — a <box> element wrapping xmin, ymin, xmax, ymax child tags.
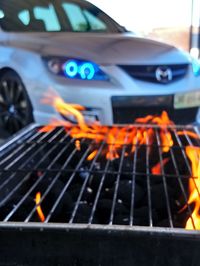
<box><xmin>0</xmin><ymin>125</ymin><xmax>200</xmax><ymax>229</ymax></box>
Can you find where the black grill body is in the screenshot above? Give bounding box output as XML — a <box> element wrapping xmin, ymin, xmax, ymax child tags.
<box><xmin>112</xmin><ymin>95</ymin><xmax>198</xmax><ymax>124</ymax></box>
<box><xmin>0</xmin><ymin>124</ymin><xmax>200</xmax><ymax>266</ymax></box>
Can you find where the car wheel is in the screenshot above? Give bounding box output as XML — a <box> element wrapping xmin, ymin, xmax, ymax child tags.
<box><xmin>0</xmin><ymin>70</ymin><xmax>33</xmax><ymax>135</ymax></box>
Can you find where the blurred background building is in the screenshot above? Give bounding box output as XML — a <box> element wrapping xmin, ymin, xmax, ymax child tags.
<box><xmin>91</xmin><ymin>0</ymin><xmax>200</xmax><ymax>57</ymax></box>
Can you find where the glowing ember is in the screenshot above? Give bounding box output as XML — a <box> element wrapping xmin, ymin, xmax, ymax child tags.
<box><xmin>35</xmin><ymin>192</ymin><xmax>45</xmax><ymax>222</ymax></box>
<box><xmin>185</xmin><ymin>146</ymin><xmax>200</xmax><ymax>230</ymax></box>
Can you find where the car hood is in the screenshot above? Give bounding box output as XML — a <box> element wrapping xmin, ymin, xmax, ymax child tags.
<box><xmin>7</xmin><ymin>32</ymin><xmax>190</xmax><ymax>65</ymax></box>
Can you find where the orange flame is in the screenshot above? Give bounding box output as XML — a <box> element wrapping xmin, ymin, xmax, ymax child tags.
<box><xmin>41</xmin><ymin>90</ymin><xmax>87</xmax><ymax>130</ymax></box>
<box><xmin>75</xmin><ymin>140</ymin><xmax>81</xmax><ymax>151</ymax></box>
<box><xmin>136</xmin><ymin>111</ymin><xmax>174</xmax><ymax>152</ymax></box>
<box><xmin>177</xmin><ymin>131</ymin><xmax>199</xmax><ymax>139</ymax></box>
<box><xmin>185</xmin><ymin>146</ymin><xmax>200</xmax><ymax>230</ymax></box>
<box><xmin>87</xmin><ymin>150</ymin><xmax>98</xmax><ymax>161</ymax></box>
<box><xmin>151</xmin><ymin>158</ymin><xmax>170</xmax><ymax>175</ymax></box>
<box><xmin>40</xmin><ymin>91</ymin><xmax>175</xmax><ymax>160</ymax></box>
<box><xmin>39</xmin><ymin>91</ymin><xmax>200</xmax><ymax>230</ymax></box>
<box><xmin>35</xmin><ymin>192</ymin><xmax>45</xmax><ymax>222</ymax></box>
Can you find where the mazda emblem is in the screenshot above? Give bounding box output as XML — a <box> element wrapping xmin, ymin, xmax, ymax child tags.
<box><xmin>155</xmin><ymin>67</ymin><xmax>173</xmax><ymax>83</ymax></box>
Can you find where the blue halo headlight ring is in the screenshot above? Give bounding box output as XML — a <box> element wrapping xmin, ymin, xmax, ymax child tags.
<box><xmin>63</xmin><ymin>60</ymin><xmax>79</xmax><ymax>78</ymax></box>
<box><xmin>79</xmin><ymin>63</ymin><xmax>95</xmax><ymax>80</ymax></box>
<box><xmin>62</xmin><ymin>59</ymin><xmax>107</xmax><ymax>81</ymax></box>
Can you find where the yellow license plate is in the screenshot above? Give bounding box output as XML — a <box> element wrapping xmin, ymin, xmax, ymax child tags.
<box><xmin>174</xmin><ymin>90</ymin><xmax>200</xmax><ymax>109</ymax></box>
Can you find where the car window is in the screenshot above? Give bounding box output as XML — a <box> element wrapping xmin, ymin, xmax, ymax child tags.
<box><xmin>83</xmin><ymin>10</ymin><xmax>107</xmax><ymax>31</ymax></box>
<box><xmin>0</xmin><ymin>0</ymin><xmax>121</xmax><ymax>33</ymax></box>
<box><xmin>18</xmin><ymin>10</ymin><xmax>30</xmax><ymax>26</ymax></box>
<box><xmin>62</xmin><ymin>3</ymin><xmax>107</xmax><ymax>32</ymax></box>
<box><xmin>62</xmin><ymin>3</ymin><xmax>88</xmax><ymax>31</ymax></box>
<box><xmin>33</xmin><ymin>4</ymin><xmax>61</xmax><ymax>31</ymax></box>
<box><xmin>0</xmin><ymin>9</ymin><xmax>4</xmax><ymax>19</ymax></box>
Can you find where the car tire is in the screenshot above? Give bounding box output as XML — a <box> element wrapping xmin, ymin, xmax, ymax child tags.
<box><xmin>0</xmin><ymin>70</ymin><xmax>33</xmax><ymax>135</ymax></box>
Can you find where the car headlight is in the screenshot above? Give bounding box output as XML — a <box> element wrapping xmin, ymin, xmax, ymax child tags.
<box><xmin>43</xmin><ymin>57</ymin><xmax>109</xmax><ymax>81</ymax></box>
<box><xmin>192</xmin><ymin>58</ymin><xmax>200</xmax><ymax>77</ymax></box>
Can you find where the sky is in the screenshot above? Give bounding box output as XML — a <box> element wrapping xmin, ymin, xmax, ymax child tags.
<box><xmin>90</xmin><ymin>0</ymin><xmax>193</xmax><ymax>32</ymax></box>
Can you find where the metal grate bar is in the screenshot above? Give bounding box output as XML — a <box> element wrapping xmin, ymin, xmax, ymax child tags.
<box><xmin>129</xmin><ymin>131</ymin><xmax>138</xmax><ymax>226</ymax></box>
<box><xmin>0</xmin><ymin>129</ymin><xmax>66</xmax><ymax>207</ymax></box>
<box><xmin>0</xmin><ymin>130</ymin><xmax>54</xmax><ymax>170</ymax></box>
<box><xmin>109</xmin><ymin>128</ymin><xmax>129</xmax><ymax>225</ymax></box>
<box><xmin>69</xmin><ymin>141</ymin><xmax>105</xmax><ymax>224</ymax></box>
<box><xmin>88</xmin><ymin>159</ymin><xmax>111</xmax><ymax>224</ymax></box>
<box><xmin>43</xmin><ymin>139</ymin><xmax>95</xmax><ymax>223</ymax></box>
<box><xmin>145</xmin><ymin>129</ymin><xmax>153</xmax><ymax>227</ymax></box>
<box><xmin>3</xmin><ymin>129</ymin><xmax>71</xmax><ymax>222</ymax></box>
<box><xmin>172</xmin><ymin>129</ymin><xmax>192</xmax><ymax>176</ymax></box>
<box><xmin>0</xmin><ymin>130</ymin><xmax>40</xmax><ymax>168</ymax></box>
<box><xmin>155</xmin><ymin>128</ymin><xmax>173</xmax><ymax>228</ymax></box>
<box><xmin>169</xmin><ymin>147</ymin><xmax>196</xmax><ymax>229</ymax></box>
<box><xmin>0</xmin><ymin>125</ymin><xmax>199</xmax><ymax>229</ymax></box>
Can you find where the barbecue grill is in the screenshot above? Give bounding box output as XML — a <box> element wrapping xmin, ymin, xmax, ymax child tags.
<box><xmin>0</xmin><ymin>123</ymin><xmax>200</xmax><ymax>266</ymax></box>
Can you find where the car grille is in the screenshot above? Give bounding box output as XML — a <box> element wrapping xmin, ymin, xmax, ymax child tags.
<box><xmin>119</xmin><ymin>64</ymin><xmax>189</xmax><ymax>84</ymax></box>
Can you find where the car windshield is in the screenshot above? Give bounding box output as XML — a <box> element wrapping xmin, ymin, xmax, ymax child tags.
<box><xmin>0</xmin><ymin>0</ymin><xmax>123</xmax><ymax>33</ymax></box>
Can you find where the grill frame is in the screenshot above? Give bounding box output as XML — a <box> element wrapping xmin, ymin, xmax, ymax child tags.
<box><xmin>0</xmin><ymin>123</ymin><xmax>199</xmax><ymax>226</ymax></box>
<box><xmin>0</xmin><ymin>124</ymin><xmax>200</xmax><ymax>225</ymax></box>
<box><xmin>0</xmin><ymin>124</ymin><xmax>200</xmax><ymax>266</ymax></box>
<box><xmin>0</xmin><ymin>222</ymin><xmax>200</xmax><ymax>266</ymax></box>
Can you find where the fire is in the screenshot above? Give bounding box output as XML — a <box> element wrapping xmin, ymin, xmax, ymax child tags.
<box><xmin>41</xmin><ymin>90</ymin><xmax>87</xmax><ymax>130</ymax></box>
<box><xmin>151</xmin><ymin>158</ymin><xmax>170</xmax><ymax>175</ymax></box>
<box><xmin>35</xmin><ymin>192</ymin><xmax>45</xmax><ymax>222</ymax></box>
<box><xmin>185</xmin><ymin>146</ymin><xmax>200</xmax><ymax>230</ymax></box>
<box><xmin>40</xmin><ymin>91</ymin><xmax>175</xmax><ymax>161</ymax></box>
<box><xmin>39</xmin><ymin>90</ymin><xmax>200</xmax><ymax>230</ymax></box>
<box><xmin>136</xmin><ymin>111</ymin><xmax>174</xmax><ymax>152</ymax></box>
<box><xmin>75</xmin><ymin>140</ymin><xmax>81</xmax><ymax>151</ymax></box>
<box><xmin>87</xmin><ymin>150</ymin><xmax>98</xmax><ymax>161</ymax></box>
<box><xmin>177</xmin><ymin>131</ymin><xmax>199</xmax><ymax>139</ymax></box>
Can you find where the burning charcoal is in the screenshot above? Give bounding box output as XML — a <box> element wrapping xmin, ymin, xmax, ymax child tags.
<box><xmin>155</xmin><ymin>218</ymin><xmax>183</xmax><ymax>228</ymax></box>
<box><xmin>133</xmin><ymin>207</ymin><xmax>159</xmax><ymax>226</ymax></box>
<box><xmin>97</xmin><ymin>199</ymin><xmax>129</xmax><ymax>224</ymax></box>
<box><xmin>38</xmin><ymin>180</ymin><xmax>74</xmax><ymax>222</ymax></box>
<box><xmin>151</xmin><ymin>184</ymin><xmax>177</xmax><ymax>212</ymax></box>
<box><xmin>78</xmin><ymin>167</ymin><xmax>90</xmax><ymax>180</ymax></box>
<box><xmin>135</xmin><ymin>174</ymin><xmax>148</xmax><ymax>188</ymax></box>
<box><xmin>113</xmin><ymin>214</ymin><xmax>130</xmax><ymax>225</ymax></box>
<box><xmin>60</xmin><ymin>172</ymin><xmax>81</xmax><ymax>187</ymax></box>
<box><xmin>102</xmin><ymin>180</ymin><xmax>144</xmax><ymax>207</ymax></box>
<box><xmin>88</xmin><ymin>173</ymin><xmax>116</xmax><ymax>192</ymax></box>
<box><xmin>73</xmin><ymin>202</ymin><xmax>94</xmax><ymax>223</ymax></box>
<box><xmin>150</xmin><ymin>175</ymin><xmax>164</xmax><ymax>186</ymax></box>
<box><xmin>117</xmin><ymin>180</ymin><xmax>144</xmax><ymax>207</ymax></box>
<box><xmin>0</xmin><ymin>195</ymin><xmax>35</xmax><ymax>222</ymax></box>
<box><xmin>65</xmin><ymin>143</ymin><xmax>89</xmax><ymax>168</ymax></box>
<box><xmin>112</xmin><ymin>157</ymin><xmax>133</xmax><ymax>175</ymax></box>
<box><xmin>155</xmin><ymin>219</ymin><xmax>170</xmax><ymax>227</ymax></box>
<box><xmin>171</xmin><ymin>150</ymin><xmax>190</xmax><ymax>177</ymax></box>
<box><xmin>70</xmin><ymin>184</ymin><xmax>94</xmax><ymax>203</ymax></box>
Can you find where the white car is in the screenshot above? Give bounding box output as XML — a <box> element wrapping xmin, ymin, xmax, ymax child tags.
<box><xmin>0</xmin><ymin>0</ymin><xmax>200</xmax><ymax>134</ymax></box>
